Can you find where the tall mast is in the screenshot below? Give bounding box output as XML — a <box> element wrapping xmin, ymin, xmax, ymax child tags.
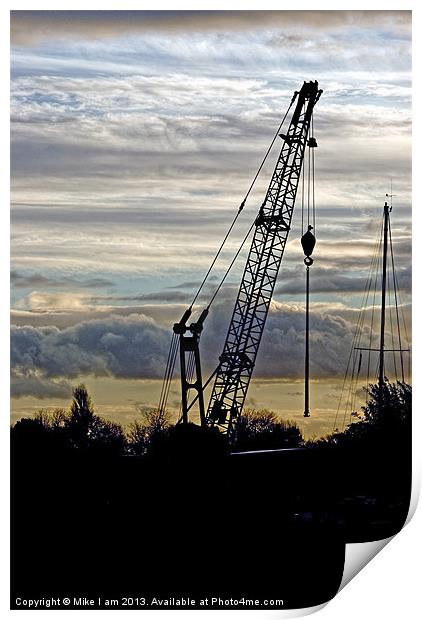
<box><xmin>379</xmin><ymin>201</ymin><xmax>390</xmax><ymax>386</ymax></box>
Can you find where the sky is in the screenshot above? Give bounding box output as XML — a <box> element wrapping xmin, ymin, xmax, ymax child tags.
<box><xmin>10</xmin><ymin>10</ymin><xmax>412</xmax><ymax>438</ymax></box>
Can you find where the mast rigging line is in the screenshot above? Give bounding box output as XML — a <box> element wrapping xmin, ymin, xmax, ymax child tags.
<box><xmin>393</xmin><ymin>258</ymin><xmax>410</xmax><ymax>379</ymax></box>
<box><xmin>389</xmin><ymin>223</ymin><xmax>406</xmax><ymax>382</ymax></box>
<box><xmin>388</xmin><ymin>269</ymin><xmax>399</xmax><ymax>381</ymax></box>
<box><xmin>365</xmin><ymin>233</ymin><xmax>382</xmax><ymax>399</ymax></box>
<box><xmin>332</xmin><ymin>220</ymin><xmax>383</xmax><ymax>432</ymax></box>
<box><xmin>189</xmin><ymin>95</ymin><xmax>296</xmax><ymax>309</ymax></box>
<box><xmin>334</xmin><ymin>202</ymin><xmax>411</xmax><ymax>432</ymax></box>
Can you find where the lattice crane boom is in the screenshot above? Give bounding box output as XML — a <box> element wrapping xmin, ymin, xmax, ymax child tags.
<box><xmin>207</xmin><ymin>80</ymin><xmax>322</xmax><ymax>433</ymax></box>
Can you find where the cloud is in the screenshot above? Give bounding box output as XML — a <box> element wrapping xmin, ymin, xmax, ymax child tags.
<box><xmin>10</xmin><ymin>10</ymin><xmax>412</xmax><ymax>408</ymax></box>
<box><xmin>11</xmin><ymin>315</ymin><xmax>172</xmax><ymax>386</ymax></box>
<box><xmin>11</xmin><ymin>270</ymin><xmax>114</xmax><ymax>290</ymax></box>
<box><xmin>11</xmin><ymin>294</ymin><xmax>410</xmax><ymax>399</ymax></box>
<box><xmin>275</xmin><ymin>264</ymin><xmax>411</xmax><ymax>296</ymax></box>
<box><xmin>199</xmin><ymin>299</ymin><xmax>357</xmax><ymax>380</ymax></box>
<box><xmin>95</xmin><ymin>290</ymin><xmax>192</xmax><ymax>303</ymax></box>
<box><xmin>11</xmin><ymin>10</ymin><xmax>411</xmax><ymax>46</ymax></box>
<box><xmin>10</xmin><ymin>72</ymin><xmax>411</xmax><ymax>225</ymax></box>
<box><xmin>15</xmin><ymin>291</ymin><xmax>96</xmax><ymax>312</ymax></box>
<box><xmin>11</xmin><ymin>369</ymin><xmax>73</xmax><ymax>399</ymax></box>
<box><xmin>10</xmin><ymin>68</ymin><xmax>411</xmax><ymax>291</ymax></box>
<box><xmin>10</xmin><ymin>303</ymin><xmax>185</xmax><ymax>329</ymax></box>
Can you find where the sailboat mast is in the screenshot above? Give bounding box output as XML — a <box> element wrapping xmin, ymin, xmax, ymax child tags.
<box><xmin>379</xmin><ymin>201</ymin><xmax>390</xmax><ymax>386</ymax></box>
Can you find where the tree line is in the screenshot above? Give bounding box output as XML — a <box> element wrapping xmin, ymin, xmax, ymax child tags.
<box><xmin>11</xmin><ymin>379</ymin><xmax>411</xmax><ymax>456</ymax></box>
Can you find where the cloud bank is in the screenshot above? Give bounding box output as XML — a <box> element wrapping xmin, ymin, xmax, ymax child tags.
<box><xmin>11</xmin><ymin>297</ymin><xmax>410</xmax><ymax>398</ymax></box>
<box><xmin>10</xmin><ymin>10</ymin><xmax>412</xmax><ymax>419</ymax></box>
<box><xmin>11</xmin><ymin>10</ymin><xmax>411</xmax><ymax>46</ymax></box>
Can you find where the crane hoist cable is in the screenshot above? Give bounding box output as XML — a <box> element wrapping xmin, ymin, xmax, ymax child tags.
<box><xmin>157</xmin><ymin>332</ymin><xmax>176</xmax><ymax>411</ymax></box>
<box><xmin>171</xmin><ymin>214</ymin><xmax>258</xmax><ymax>420</ymax></box>
<box><xmin>158</xmin><ymin>332</ymin><xmax>179</xmax><ymax>414</ymax></box>
<box><xmin>300</xmin><ymin>109</ymin><xmax>317</xmax><ymax>417</ymax></box>
<box><xmin>206</xmin><ymin>220</ymin><xmax>255</xmax><ymax>310</ymax></box>
<box><xmin>189</xmin><ymin>94</ymin><xmax>296</xmax><ymax>309</ymax></box>
<box><xmin>312</xmin><ymin>114</ymin><xmax>316</xmax><ymax>231</ymax></box>
<box><xmin>300</xmin><ymin>112</ymin><xmax>316</xmax><ymax>237</ymax></box>
<box><xmin>172</xmin><ymin>220</ymin><xmax>256</xmax><ymax>423</ymax></box>
<box><xmin>159</xmin><ymin>218</ymin><xmax>256</xmax><ymax>416</ymax></box>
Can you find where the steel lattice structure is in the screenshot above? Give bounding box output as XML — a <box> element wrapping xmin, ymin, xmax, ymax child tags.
<box><xmin>207</xmin><ymin>81</ymin><xmax>322</xmax><ymax>433</ymax></box>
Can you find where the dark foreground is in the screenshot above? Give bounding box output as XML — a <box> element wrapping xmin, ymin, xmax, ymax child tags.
<box><xmin>11</xmin><ymin>436</ymin><xmax>410</xmax><ymax>610</ymax></box>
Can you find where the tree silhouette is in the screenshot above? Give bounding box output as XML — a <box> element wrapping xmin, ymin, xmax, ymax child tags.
<box><xmin>34</xmin><ymin>408</ymin><xmax>69</xmax><ymax>430</ymax></box>
<box><xmin>11</xmin><ymin>417</ymin><xmax>51</xmax><ymax>454</ymax></box>
<box><xmin>70</xmin><ymin>384</ymin><xmax>94</xmax><ymax>423</ymax></box>
<box><xmin>309</xmin><ymin>380</ymin><xmax>412</xmax><ymax>448</ymax></box>
<box><xmin>141</xmin><ymin>407</ymin><xmax>170</xmax><ymax>437</ymax></box>
<box><xmin>66</xmin><ymin>384</ymin><xmax>95</xmax><ymax>449</ymax></box>
<box><xmin>126</xmin><ymin>420</ymin><xmax>147</xmax><ymax>456</ymax></box>
<box><xmin>127</xmin><ymin>408</ymin><xmax>171</xmax><ymax>455</ymax></box>
<box><xmin>88</xmin><ymin>417</ymin><xmax>126</xmax><ymax>455</ymax></box>
<box><xmin>65</xmin><ymin>384</ymin><xmax>126</xmax><ymax>453</ymax></box>
<box><xmin>361</xmin><ymin>380</ymin><xmax>411</xmax><ymax>428</ymax></box>
<box><xmin>231</xmin><ymin>409</ymin><xmax>304</xmax><ymax>451</ymax></box>
<box><xmin>12</xmin><ymin>408</ymin><xmax>72</xmax><ymax>455</ymax></box>
<box><xmin>343</xmin><ymin>379</ymin><xmax>411</xmax><ymax>446</ymax></box>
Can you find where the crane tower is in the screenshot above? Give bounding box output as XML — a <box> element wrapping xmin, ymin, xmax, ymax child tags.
<box><xmin>159</xmin><ymin>80</ymin><xmax>323</xmax><ymax>436</ymax></box>
<box><xmin>207</xmin><ymin>80</ymin><xmax>322</xmax><ymax>433</ymax></box>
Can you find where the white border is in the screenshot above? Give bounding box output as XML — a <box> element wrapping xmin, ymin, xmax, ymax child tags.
<box><xmin>3</xmin><ymin>2</ymin><xmax>420</xmax><ymax>617</ymax></box>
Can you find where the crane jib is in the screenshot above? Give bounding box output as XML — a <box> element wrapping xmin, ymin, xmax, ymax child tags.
<box><xmin>207</xmin><ymin>80</ymin><xmax>323</xmax><ymax>434</ymax></box>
